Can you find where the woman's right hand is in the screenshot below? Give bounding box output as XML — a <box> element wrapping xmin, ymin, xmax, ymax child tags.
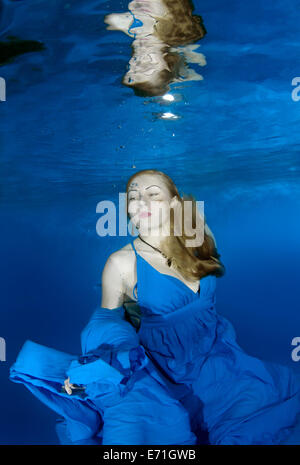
<box><xmin>63</xmin><ymin>377</ymin><xmax>75</xmax><ymax>395</ymax></box>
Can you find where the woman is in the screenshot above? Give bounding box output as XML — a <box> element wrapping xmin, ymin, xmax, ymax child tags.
<box><xmin>10</xmin><ymin>169</ymin><xmax>300</xmax><ymax>445</ymax></box>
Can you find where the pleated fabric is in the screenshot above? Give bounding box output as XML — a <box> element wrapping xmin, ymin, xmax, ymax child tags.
<box><xmin>9</xmin><ymin>236</ymin><xmax>300</xmax><ymax>445</ymax></box>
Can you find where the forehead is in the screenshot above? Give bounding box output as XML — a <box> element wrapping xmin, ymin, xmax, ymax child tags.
<box><xmin>128</xmin><ymin>174</ymin><xmax>166</xmax><ymax>191</ymax></box>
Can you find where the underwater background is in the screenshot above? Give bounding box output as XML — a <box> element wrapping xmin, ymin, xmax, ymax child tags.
<box><xmin>0</xmin><ymin>0</ymin><xmax>300</xmax><ymax>444</ymax></box>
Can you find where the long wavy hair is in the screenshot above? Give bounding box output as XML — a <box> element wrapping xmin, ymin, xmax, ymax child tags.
<box><xmin>126</xmin><ymin>169</ymin><xmax>225</xmax><ymax>281</ymax></box>
<box><xmin>122</xmin><ymin>0</ymin><xmax>206</xmax><ymax>97</ymax></box>
<box><xmin>153</xmin><ymin>0</ymin><xmax>207</xmax><ymax>46</ymax></box>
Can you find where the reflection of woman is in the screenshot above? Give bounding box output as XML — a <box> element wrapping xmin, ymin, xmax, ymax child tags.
<box><xmin>125</xmin><ymin>0</ymin><xmax>206</xmax><ymax>45</ymax></box>
<box><xmin>9</xmin><ymin>169</ymin><xmax>300</xmax><ymax>444</ymax></box>
<box><xmin>122</xmin><ymin>40</ymin><xmax>186</xmax><ymax>97</ymax></box>
<box><xmin>105</xmin><ymin>0</ymin><xmax>206</xmax><ymax>44</ymax></box>
<box><xmin>104</xmin><ymin>0</ymin><xmax>207</xmax><ymax>96</ymax></box>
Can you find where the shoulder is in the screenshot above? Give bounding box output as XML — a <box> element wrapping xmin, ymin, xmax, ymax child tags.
<box><xmin>101</xmin><ymin>243</ymin><xmax>136</xmax><ymax>308</ymax></box>
<box><xmin>107</xmin><ymin>242</ymin><xmax>135</xmax><ymax>265</ymax></box>
<box><xmin>102</xmin><ymin>242</ymin><xmax>135</xmax><ymax>278</ymax></box>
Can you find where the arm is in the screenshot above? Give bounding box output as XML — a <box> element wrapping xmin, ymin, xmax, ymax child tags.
<box><xmin>101</xmin><ymin>253</ymin><xmax>125</xmax><ymax>309</ymax></box>
<box><xmin>80</xmin><ymin>252</ymin><xmax>138</xmax><ymax>355</ymax></box>
<box><xmin>65</xmin><ymin>252</ymin><xmax>147</xmax><ymax>394</ymax></box>
<box><xmin>102</xmin><ymin>252</ymin><xmax>141</xmax><ymax>330</ymax></box>
<box><xmin>173</xmin><ymin>44</ymin><xmax>207</xmax><ymax>66</ymax></box>
<box><xmin>104</xmin><ymin>13</ymin><xmax>133</xmax><ymax>37</ymax></box>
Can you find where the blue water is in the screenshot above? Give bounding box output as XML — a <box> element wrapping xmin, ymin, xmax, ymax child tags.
<box><xmin>0</xmin><ymin>0</ymin><xmax>300</xmax><ymax>444</ymax></box>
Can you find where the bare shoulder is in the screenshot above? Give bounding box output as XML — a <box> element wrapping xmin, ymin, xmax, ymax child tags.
<box><xmin>102</xmin><ymin>242</ymin><xmax>135</xmax><ymax>278</ymax></box>
<box><xmin>107</xmin><ymin>242</ymin><xmax>134</xmax><ymax>264</ymax></box>
<box><xmin>101</xmin><ymin>242</ymin><xmax>135</xmax><ymax>309</ymax></box>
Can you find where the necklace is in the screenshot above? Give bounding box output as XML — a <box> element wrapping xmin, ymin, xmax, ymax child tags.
<box><xmin>138</xmin><ymin>235</ymin><xmax>172</xmax><ymax>267</ymax></box>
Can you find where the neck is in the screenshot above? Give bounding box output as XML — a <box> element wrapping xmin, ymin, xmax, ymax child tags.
<box><xmin>137</xmin><ymin>232</ymin><xmax>173</xmax><ymax>267</ymax></box>
<box><xmin>138</xmin><ymin>232</ymin><xmax>165</xmax><ymax>249</ymax></box>
<box><xmin>138</xmin><ymin>220</ymin><xmax>173</xmax><ymax>248</ymax></box>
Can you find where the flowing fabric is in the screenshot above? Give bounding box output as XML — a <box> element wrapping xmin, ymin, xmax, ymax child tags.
<box><xmin>9</xmin><ymin>237</ymin><xmax>300</xmax><ymax>444</ymax></box>
<box><xmin>131</xmin><ymin>238</ymin><xmax>300</xmax><ymax>445</ymax></box>
<box><xmin>9</xmin><ymin>306</ymin><xmax>197</xmax><ymax>445</ymax></box>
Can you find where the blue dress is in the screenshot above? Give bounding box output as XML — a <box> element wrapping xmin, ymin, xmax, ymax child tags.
<box><xmin>9</xmin><ymin>237</ymin><xmax>300</xmax><ymax>445</ymax></box>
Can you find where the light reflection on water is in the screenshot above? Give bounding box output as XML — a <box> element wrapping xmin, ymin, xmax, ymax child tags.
<box><xmin>0</xmin><ymin>0</ymin><xmax>299</xmax><ymax>206</ymax></box>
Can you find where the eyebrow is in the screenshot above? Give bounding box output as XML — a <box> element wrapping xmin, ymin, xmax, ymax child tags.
<box><xmin>145</xmin><ymin>185</ymin><xmax>161</xmax><ymax>190</ymax></box>
<box><xmin>128</xmin><ymin>185</ymin><xmax>161</xmax><ymax>193</ymax></box>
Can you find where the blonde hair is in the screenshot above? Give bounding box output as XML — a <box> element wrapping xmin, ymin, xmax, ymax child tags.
<box><xmin>153</xmin><ymin>0</ymin><xmax>207</xmax><ymax>46</ymax></box>
<box><xmin>126</xmin><ymin>169</ymin><xmax>225</xmax><ymax>281</ymax></box>
<box><xmin>122</xmin><ymin>0</ymin><xmax>206</xmax><ymax>97</ymax></box>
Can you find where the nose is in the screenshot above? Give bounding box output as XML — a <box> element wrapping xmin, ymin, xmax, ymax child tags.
<box><xmin>136</xmin><ymin>196</ymin><xmax>151</xmax><ymax>211</ymax></box>
<box><xmin>137</xmin><ymin>198</ymin><xmax>147</xmax><ymax>209</ymax></box>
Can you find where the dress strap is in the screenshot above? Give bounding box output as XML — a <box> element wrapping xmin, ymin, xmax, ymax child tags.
<box><xmin>129</xmin><ymin>236</ymin><xmax>138</xmax><ymax>257</ymax></box>
<box><xmin>128</xmin><ymin>11</ymin><xmax>143</xmax><ymax>38</ymax></box>
<box><xmin>129</xmin><ymin>236</ymin><xmax>138</xmax><ymax>300</ymax></box>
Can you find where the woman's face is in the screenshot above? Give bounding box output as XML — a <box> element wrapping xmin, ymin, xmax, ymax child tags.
<box><xmin>127</xmin><ymin>174</ymin><xmax>175</xmax><ymax>236</ymax></box>
<box><xmin>128</xmin><ymin>0</ymin><xmax>167</xmax><ymax>17</ymax></box>
<box><xmin>123</xmin><ymin>48</ymin><xmax>168</xmax><ymax>85</ymax></box>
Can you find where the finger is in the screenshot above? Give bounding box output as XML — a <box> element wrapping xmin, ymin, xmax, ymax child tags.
<box><xmin>64</xmin><ymin>381</ymin><xmax>73</xmax><ymax>394</ymax></box>
<box><xmin>66</xmin><ymin>385</ymin><xmax>72</xmax><ymax>395</ymax></box>
<box><xmin>67</xmin><ymin>377</ymin><xmax>75</xmax><ymax>387</ymax></box>
<box><xmin>65</xmin><ymin>378</ymin><xmax>74</xmax><ymax>387</ymax></box>
<box><xmin>64</xmin><ymin>385</ymin><xmax>71</xmax><ymax>395</ymax></box>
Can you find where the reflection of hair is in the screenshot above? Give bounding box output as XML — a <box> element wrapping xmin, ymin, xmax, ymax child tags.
<box><xmin>122</xmin><ymin>50</ymin><xmax>183</xmax><ymax>97</ymax></box>
<box><xmin>126</xmin><ymin>169</ymin><xmax>225</xmax><ymax>281</ymax></box>
<box><xmin>153</xmin><ymin>0</ymin><xmax>207</xmax><ymax>46</ymax></box>
<box><xmin>122</xmin><ymin>0</ymin><xmax>207</xmax><ymax>97</ymax></box>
